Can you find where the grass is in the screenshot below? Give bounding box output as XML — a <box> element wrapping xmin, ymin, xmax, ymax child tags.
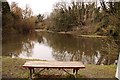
<box><xmin>79</xmin><ymin>64</ymin><xmax>116</xmax><ymax>78</ymax></box>
<box><xmin>2</xmin><ymin>56</ymin><xmax>29</xmax><ymax>78</ymax></box>
<box><xmin>2</xmin><ymin>56</ymin><xmax>117</xmax><ymax>79</ymax></box>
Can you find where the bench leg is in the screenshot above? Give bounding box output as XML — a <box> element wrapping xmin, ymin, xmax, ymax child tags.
<box><xmin>73</xmin><ymin>68</ymin><xmax>79</xmax><ymax>78</ymax></box>
<box><xmin>29</xmin><ymin>68</ymin><xmax>33</xmax><ymax>80</ymax></box>
<box><xmin>33</xmin><ymin>68</ymin><xmax>35</xmax><ymax>74</ymax></box>
<box><xmin>75</xmin><ymin>69</ymin><xmax>78</xmax><ymax>77</ymax></box>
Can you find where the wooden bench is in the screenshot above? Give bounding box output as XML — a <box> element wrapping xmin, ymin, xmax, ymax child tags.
<box><xmin>22</xmin><ymin>61</ymin><xmax>85</xmax><ymax>79</ymax></box>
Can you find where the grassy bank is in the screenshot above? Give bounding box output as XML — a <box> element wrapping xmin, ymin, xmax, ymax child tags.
<box><xmin>2</xmin><ymin>57</ymin><xmax>117</xmax><ymax>78</ymax></box>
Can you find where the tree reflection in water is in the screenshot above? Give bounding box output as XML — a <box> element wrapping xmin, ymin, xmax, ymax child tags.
<box><xmin>2</xmin><ymin>32</ymin><xmax>39</xmax><ymax>57</ymax></box>
<box><xmin>43</xmin><ymin>32</ymin><xmax>119</xmax><ymax>65</ymax></box>
<box><xmin>2</xmin><ymin>31</ymin><xmax>119</xmax><ymax>65</ymax></box>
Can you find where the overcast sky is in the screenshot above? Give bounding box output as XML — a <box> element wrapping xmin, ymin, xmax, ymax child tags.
<box><xmin>7</xmin><ymin>0</ymin><xmax>81</xmax><ymax>16</ymax></box>
<box><xmin>7</xmin><ymin>0</ymin><xmax>62</xmax><ymax>15</ymax></box>
<box><xmin>7</xmin><ymin>0</ymin><xmax>119</xmax><ymax>16</ymax></box>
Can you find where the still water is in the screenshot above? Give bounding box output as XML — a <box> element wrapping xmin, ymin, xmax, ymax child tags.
<box><xmin>2</xmin><ymin>31</ymin><xmax>119</xmax><ymax>65</ymax></box>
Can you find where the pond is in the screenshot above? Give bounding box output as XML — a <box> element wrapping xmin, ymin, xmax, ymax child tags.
<box><xmin>2</xmin><ymin>31</ymin><xmax>119</xmax><ymax>65</ymax></box>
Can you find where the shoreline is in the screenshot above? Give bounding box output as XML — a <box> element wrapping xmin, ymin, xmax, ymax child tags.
<box><xmin>35</xmin><ymin>29</ymin><xmax>108</xmax><ymax>38</ymax></box>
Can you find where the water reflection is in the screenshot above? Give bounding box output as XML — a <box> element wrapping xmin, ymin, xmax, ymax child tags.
<box><xmin>19</xmin><ymin>42</ymin><xmax>54</xmax><ymax>60</ymax></box>
<box><xmin>43</xmin><ymin>33</ymin><xmax>118</xmax><ymax>65</ymax></box>
<box><xmin>2</xmin><ymin>31</ymin><xmax>119</xmax><ymax>65</ymax></box>
<box><xmin>2</xmin><ymin>33</ymin><xmax>38</xmax><ymax>57</ymax></box>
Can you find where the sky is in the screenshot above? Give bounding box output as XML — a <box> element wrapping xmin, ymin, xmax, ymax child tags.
<box><xmin>7</xmin><ymin>0</ymin><xmax>77</xmax><ymax>16</ymax></box>
<box><xmin>6</xmin><ymin>0</ymin><xmax>118</xmax><ymax>16</ymax></box>
<box><xmin>7</xmin><ymin>0</ymin><xmax>61</xmax><ymax>15</ymax></box>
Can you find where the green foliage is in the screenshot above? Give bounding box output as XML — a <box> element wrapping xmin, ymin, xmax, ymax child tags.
<box><xmin>2</xmin><ymin>2</ymin><xmax>14</xmax><ymax>35</ymax></box>
<box><xmin>95</xmin><ymin>1</ymin><xmax>120</xmax><ymax>37</ymax></box>
<box><xmin>2</xmin><ymin>2</ymin><xmax>10</xmax><ymax>14</ymax></box>
<box><xmin>41</xmin><ymin>1</ymin><xmax>120</xmax><ymax>38</ymax></box>
<box><xmin>2</xmin><ymin>13</ymin><xmax>14</xmax><ymax>34</ymax></box>
<box><xmin>47</xmin><ymin>2</ymin><xmax>97</xmax><ymax>32</ymax></box>
<box><xmin>2</xmin><ymin>2</ymin><xmax>36</xmax><ymax>35</ymax></box>
<box><xmin>35</xmin><ymin>14</ymin><xmax>44</xmax><ymax>24</ymax></box>
<box><xmin>2</xmin><ymin>1</ymin><xmax>120</xmax><ymax>38</ymax></box>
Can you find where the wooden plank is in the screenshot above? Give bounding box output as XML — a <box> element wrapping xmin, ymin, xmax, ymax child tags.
<box><xmin>22</xmin><ymin>61</ymin><xmax>85</xmax><ymax>69</ymax></box>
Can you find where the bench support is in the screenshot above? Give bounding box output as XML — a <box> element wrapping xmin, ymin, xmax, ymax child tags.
<box><xmin>28</xmin><ymin>67</ymin><xmax>79</xmax><ymax>79</ymax></box>
<box><xmin>28</xmin><ymin>68</ymin><xmax>33</xmax><ymax>80</ymax></box>
<box><xmin>62</xmin><ymin>69</ymin><xmax>73</xmax><ymax>75</ymax></box>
